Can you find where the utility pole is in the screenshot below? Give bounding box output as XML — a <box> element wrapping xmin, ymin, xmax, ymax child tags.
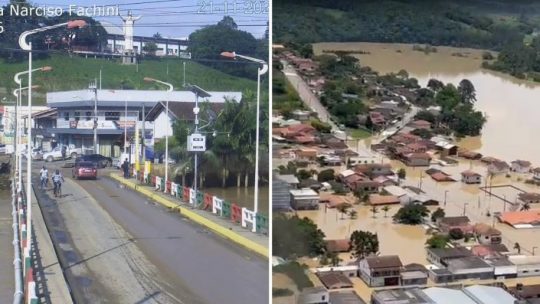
<box><xmin>142</xmin><ymin>104</ymin><xmax>146</xmax><ymax>162</ymax></box>
<box><xmin>183</xmin><ymin>62</ymin><xmax>186</xmax><ymax>87</ymax></box>
<box><xmin>90</xmin><ymin>80</ymin><xmax>98</xmax><ymax>153</ymax></box>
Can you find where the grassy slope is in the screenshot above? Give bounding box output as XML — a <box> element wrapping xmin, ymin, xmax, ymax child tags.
<box><xmin>0</xmin><ymin>55</ymin><xmax>257</xmax><ymax>104</ymax></box>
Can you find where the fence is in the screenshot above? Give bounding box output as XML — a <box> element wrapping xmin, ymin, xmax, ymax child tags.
<box><xmin>11</xmin><ymin>177</ymin><xmax>38</xmax><ymax>304</ymax></box>
<box><xmin>137</xmin><ymin>171</ymin><xmax>268</xmax><ymax>235</ymax></box>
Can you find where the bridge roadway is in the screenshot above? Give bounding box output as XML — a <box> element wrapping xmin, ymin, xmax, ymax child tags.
<box><xmin>35</xmin><ymin>164</ymin><xmax>268</xmax><ymax>304</ymax></box>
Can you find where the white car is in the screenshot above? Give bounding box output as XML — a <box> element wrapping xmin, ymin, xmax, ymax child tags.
<box><xmin>43</xmin><ymin>146</ymin><xmax>81</xmax><ymax>162</ymax></box>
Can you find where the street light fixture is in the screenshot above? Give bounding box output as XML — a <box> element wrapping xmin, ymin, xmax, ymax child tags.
<box><xmin>220</xmin><ymin>51</ymin><xmax>268</xmax><ymax>215</ymax></box>
<box><xmin>186</xmin><ymin>84</ymin><xmax>211</xmax><ymax>199</ymax></box>
<box><xmin>144</xmin><ymin>77</ymin><xmax>173</xmax><ymax>186</ymax></box>
<box><xmin>19</xmin><ymin>19</ymin><xmax>86</xmax><ymax>262</ymax></box>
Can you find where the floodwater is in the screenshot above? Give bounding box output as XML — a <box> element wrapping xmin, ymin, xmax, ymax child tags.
<box><xmin>293</xmin><ymin>42</ymin><xmax>540</xmax><ymax>266</ymax></box>
<box><xmin>313</xmin><ymin>42</ymin><xmax>540</xmax><ymax>165</ymax></box>
<box><xmin>203</xmin><ymin>186</ymin><xmax>269</xmax><ymax>215</ymax></box>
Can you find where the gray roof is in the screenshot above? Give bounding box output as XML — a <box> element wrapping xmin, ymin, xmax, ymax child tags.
<box><xmin>47</xmin><ymin>90</ymin><xmax>242</xmax><ymax>108</ymax></box>
<box><xmin>427</xmin><ymin>247</ymin><xmax>472</xmax><ymax>260</ymax></box>
<box><xmin>423</xmin><ymin>287</ymin><xmax>477</xmax><ymax>304</ymax></box>
<box><xmin>463</xmin><ymin>285</ymin><xmax>517</xmax><ymax>304</ymax></box>
<box><xmin>371</xmin><ymin>288</ymin><xmax>435</xmax><ymax>304</ymax></box>
<box><xmin>276</xmin><ymin>174</ymin><xmax>299</xmax><ymax>185</ymax></box>
<box><xmin>272</xmin><ymin>176</ymin><xmax>291</xmax><ymax>211</ymax></box>
<box><xmin>329</xmin><ymin>291</ymin><xmax>366</xmax><ymax>304</ymax></box>
<box><xmin>446</xmin><ymin>256</ymin><xmax>491</xmax><ymax>271</ymax></box>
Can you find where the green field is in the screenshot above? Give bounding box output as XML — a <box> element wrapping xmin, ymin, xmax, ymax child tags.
<box><xmin>349</xmin><ymin>128</ymin><xmax>372</xmax><ymax>139</ymax></box>
<box><xmin>0</xmin><ymin>55</ymin><xmax>258</xmax><ymax>104</ymax></box>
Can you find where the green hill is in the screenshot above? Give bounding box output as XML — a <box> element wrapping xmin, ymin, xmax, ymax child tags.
<box><xmin>0</xmin><ymin>55</ymin><xmax>257</xmax><ymax>104</ymax></box>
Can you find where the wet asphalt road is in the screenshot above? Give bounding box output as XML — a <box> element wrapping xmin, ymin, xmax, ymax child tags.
<box><xmin>37</xmin><ymin>162</ymin><xmax>268</xmax><ymax>304</ymax></box>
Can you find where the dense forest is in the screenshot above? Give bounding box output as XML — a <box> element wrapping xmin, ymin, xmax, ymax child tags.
<box><xmin>274</xmin><ymin>0</ymin><xmax>540</xmax><ymax>81</ymax></box>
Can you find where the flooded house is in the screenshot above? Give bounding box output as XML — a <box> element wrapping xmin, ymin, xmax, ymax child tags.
<box><xmin>276</xmin><ymin>174</ymin><xmax>299</xmax><ymax>188</ymax></box>
<box><xmin>402</xmin><ymin>153</ymin><xmax>432</xmax><ymax>167</ymax></box>
<box><xmin>511</xmin><ymin>160</ymin><xmax>533</xmax><ymax>173</ymax></box>
<box><xmin>371</xmin><ymin>288</ymin><xmax>435</xmax><ymax>304</ymax></box>
<box><xmin>369</xmin><ymin>194</ymin><xmax>401</xmax><ymax>206</ymax></box>
<box><xmin>353</xmin><ymin>163</ymin><xmax>393</xmax><ymax>178</ymax></box>
<box><xmin>359</xmin><ymin>255</ymin><xmax>403</xmax><ymax>287</ymax></box>
<box><xmin>488</xmin><ymin>160</ymin><xmax>510</xmax><ymax>175</ymax></box>
<box><xmin>426</xmin><ymin>247</ymin><xmax>473</xmax><ymax>268</ymax></box>
<box><xmin>518</xmin><ymin>192</ymin><xmax>540</xmax><ymax>205</ymax></box>
<box><xmin>400</xmin><ymin>263</ymin><xmax>429</xmax><ymax>286</ymax></box>
<box><xmin>534</xmin><ymin>167</ymin><xmax>540</xmax><ymax>180</ymax></box>
<box><xmin>325</xmin><ymin>239</ymin><xmax>351</xmax><ymax>253</ymax></box>
<box><xmin>299</xmin><ymin>286</ymin><xmax>329</xmax><ymax>304</ymax></box>
<box><xmin>437</xmin><ymin>216</ymin><xmax>473</xmax><ymax>234</ymax></box>
<box><xmin>473</xmin><ymin>223</ymin><xmax>502</xmax><ymax>245</ymax></box>
<box><xmin>329</xmin><ymin>291</ymin><xmax>366</xmax><ymax>304</ymax></box>
<box><xmin>317</xmin><ymin>271</ymin><xmax>354</xmax><ymax>289</ymax></box>
<box><xmin>409</xmin><ymin>120</ymin><xmax>432</xmax><ymax>130</ymax></box>
<box><xmin>508</xmin><ymin>256</ymin><xmax>540</xmax><ymax>277</ymax></box>
<box><xmin>273</xmin><ymin>175</ymin><xmax>292</xmax><ymax>211</ymax></box>
<box><xmin>461</xmin><ymin>170</ymin><xmax>482</xmax><ymax>184</ymax></box>
<box><xmin>290</xmin><ymin>188</ymin><xmax>320</xmax><ymax>210</ymax></box>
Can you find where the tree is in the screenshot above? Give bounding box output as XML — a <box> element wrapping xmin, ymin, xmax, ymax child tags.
<box><xmin>431</xmin><ymin>208</ymin><xmax>445</xmax><ymax>223</ymax></box>
<box><xmin>458</xmin><ymin>79</ymin><xmax>476</xmax><ymax>104</ymax></box>
<box><xmin>143</xmin><ymin>42</ymin><xmax>158</xmax><ymax>56</ymax></box>
<box><xmin>381</xmin><ymin>206</ymin><xmax>390</xmax><ymax>218</ymax></box>
<box><xmin>411</xmin><ymin>128</ymin><xmax>432</xmax><ymax>139</ymax></box>
<box><xmin>296</xmin><ymin>169</ymin><xmax>312</xmax><ymax>180</ymax></box>
<box><xmin>514</xmin><ymin>242</ymin><xmax>521</xmax><ymax>254</ymax></box>
<box><xmin>427</xmin><ymin>79</ymin><xmax>444</xmax><ymax>91</ymax></box>
<box><xmin>273</xmin><ymin>214</ymin><xmax>326</xmax><ymax>258</ymax></box>
<box><xmin>449</xmin><ymin>228</ymin><xmax>464</xmax><ymax>240</ymax></box>
<box><xmin>426</xmin><ymin>234</ymin><xmax>449</xmax><ymax>248</ymax></box>
<box><xmin>349</xmin><ymin>209</ymin><xmax>358</xmax><ymax>219</ymax></box>
<box><xmin>299</xmin><ymin>44</ymin><xmax>314</xmax><ymax>58</ymax></box>
<box><xmin>521</xmin><ymin>202</ymin><xmax>531</xmax><ymax>211</ymax></box>
<box><xmin>370</xmin><ymin>205</ymin><xmax>378</xmax><ymax>218</ymax></box>
<box><xmin>350</xmin><ymin>230</ymin><xmax>379</xmax><ymax>259</ymax></box>
<box><xmin>397</xmin><ymin>168</ymin><xmax>407</xmax><ymax>180</ymax></box>
<box><xmin>336</xmin><ymin>203</ymin><xmax>352</xmax><ymax>219</ymax></box>
<box><xmin>414</xmin><ymin>110</ymin><xmax>437</xmax><ymax>123</ymax></box>
<box><xmin>317</xmin><ymin>169</ymin><xmax>335</xmax><ymax>182</ymax></box>
<box><xmin>436</xmin><ymin>84</ymin><xmax>461</xmax><ymax>111</ymax></box>
<box><xmin>153</xmin><ymin>32</ymin><xmax>163</xmax><ymax>39</ymax></box>
<box><xmin>397</xmin><ymin>69</ymin><xmax>409</xmax><ymax>79</ymax></box>
<box><xmin>393</xmin><ymin>204</ymin><xmax>430</xmax><ymax>225</ymax></box>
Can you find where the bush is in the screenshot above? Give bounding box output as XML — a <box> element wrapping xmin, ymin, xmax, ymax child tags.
<box><xmin>393</xmin><ymin>204</ymin><xmax>429</xmax><ymax>225</ymax></box>
<box><xmin>449</xmin><ymin>228</ymin><xmax>464</xmax><ymax>240</ymax></box>
<box><xmin>273</xmin><ymin>288</ymin><xmax>294</xmax><ymax>297</ymax></box>
<box><xmin>317</xmin><ymin>169</ymin><xmax>335</xmax><ymax>182</ymax></box>
<box><xmin>426</xmin><ymin>234</ymin><xmax>449</xmax><ymax>248</ymax></box>
<box><xmin>273</xmin><ymin>262</ymin><xmax>314</xmax><ymax>290</ymax></box>
<box><xmin>311</xmin><ymin>119</ymin><xmax>332</xmax><ymax>133</ymax></box>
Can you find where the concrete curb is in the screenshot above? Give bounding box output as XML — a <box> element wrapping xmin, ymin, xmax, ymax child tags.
<box><xmin>109</xmin><ymin>173</ymin><xmax>269</xmax><ymax>258</ymax></box>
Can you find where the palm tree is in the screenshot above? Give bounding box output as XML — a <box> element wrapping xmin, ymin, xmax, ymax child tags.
<box><xmin>349</xmin><ymin>209</ymin><xmax>358</xmax><ymax>219</ymax></box>
<box><xmin>370</xmin><ymin>205</ymin><xmax>379</xmax><ymax>218</ymax></box>
<box><xmin>336</xmin><ymin>203</ymin><xmax>352</xmax><ymax>220</ymax></box>
<box><xmin>381</xmin><ymin>205</ymin><xmax>390</xmax><ymax>218</ymax></box>
<box><xmin>521</xmin><ymin>202</ymin><xmax>531</xmax><ymax>211</ymax></box>
<box><xmin>514</xmin><ymin>242</ymin><xmax>521</xmax><ymax>254</ymax></box>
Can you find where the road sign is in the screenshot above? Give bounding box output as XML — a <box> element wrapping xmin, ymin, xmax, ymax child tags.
<box><xmin>187</xmin><ymin>133</ymin><xmax>206</xmax><ymax>152</ymax></box>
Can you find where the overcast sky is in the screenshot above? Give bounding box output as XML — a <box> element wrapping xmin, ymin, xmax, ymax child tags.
<box><xmin>0</xmin><ymin>0</ymin><xmax>268</xmax><ymax>39</ymax></box>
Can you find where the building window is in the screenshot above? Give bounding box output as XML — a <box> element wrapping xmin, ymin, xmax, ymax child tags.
<box><xmin>86</xmin><ymin>111</ymin><xmax>92</xmax><ymax>121</ymax></box>
<box><xmin>74</xmin><ymin>111</ymin><xmax>80</xmax><ymax>121</ymax></box>
<box><xmin>105</xmin><ymin>112</ymin><xmax>120</xmax><ymax>121</ymax></box>
<box><xmin>64</xmin><ymin>112</ymin><xmax>69</xmax><ymax>121</ymax></box>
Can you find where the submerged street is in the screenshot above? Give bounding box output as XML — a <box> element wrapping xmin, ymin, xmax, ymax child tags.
<box><xmin>34</xmin><ymin>162</ymin><xmax>268</xmax><ymax>304</ymax></box>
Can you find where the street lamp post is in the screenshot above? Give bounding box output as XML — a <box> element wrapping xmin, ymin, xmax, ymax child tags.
<box><xmin>14</xmin><ymin>67</ymin><xmax>51</xmax><ymax>188</ymax></box>
<box><xmin>143</xmin><ymin>77</ymin><xmax>173</xmax><ymax>186</ymax></box>
<box><xmin>19</xmin><ymin>19</ymin><xmax>86</xmax><ymax>263</ymax></box>
<box><xmin>221</xmin><ymin>51</ymin><xmax>268</xmax><ymax>214</ymax></box>
<box><xmin>444</xmin><ymin>190</ymin><xmax>448</xmax><ymax>207</ymax></box>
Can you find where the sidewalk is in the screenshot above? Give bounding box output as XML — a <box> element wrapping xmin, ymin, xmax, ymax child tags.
<box><xmin>31</xmin><ymin>182</ymin><xmax>74</xmax><ymax>303</ymax></box>
<box><xmin>109</xmin><ymin>173</ymin><xmax>269</xmax><ymax>257</ymax></box>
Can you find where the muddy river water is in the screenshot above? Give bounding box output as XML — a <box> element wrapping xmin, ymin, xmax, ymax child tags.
<box><xmin>296</xmin><ymin>42</ymin><xmax>540</xmax><ymax>266</ymax></box>
<box><xmin>314</xmin><ymin>42</ymin><xmax>540</xmax><ymax>164</ymax></box>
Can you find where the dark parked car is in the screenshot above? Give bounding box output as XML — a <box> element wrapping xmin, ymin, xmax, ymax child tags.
<box><xmin>72</xmin><ymin>161</ymin><xmax>97</xmax><ymax>180</ymax></box>
<box><xmin>77</xmin><ymin>154</ymin><xmax>113</xmax><ymax>168</ymax></box>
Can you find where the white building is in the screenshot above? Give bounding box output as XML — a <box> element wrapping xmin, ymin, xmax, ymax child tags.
<box><xmin>100</xmin><ymin>21</ymin><xmax>190</xmax><ymax>58</ymax></box>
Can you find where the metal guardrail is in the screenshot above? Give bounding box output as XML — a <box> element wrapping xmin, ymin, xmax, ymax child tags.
<box><xmin>11</xmin><ymin>177</ymin><xmax>23</xmax><ymax>304</ymax></box>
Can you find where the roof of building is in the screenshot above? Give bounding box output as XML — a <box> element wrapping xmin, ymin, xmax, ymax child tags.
<box><xmin>474</xmin><ymin>223</ymin><xmax>501</xmax><ymax>235</ymax></box>
<box><xmin>463</xmin><ymin>285</ymin><xmax>517</xmax><ymax>304</ymax></box>
<box><xmin>371</xmin><ymin>288</ymin><xmax>434</xmax><ymax>304</ymax></box>
<box><xmin>461</xmin><ymin>170</ymin><xmax>481</xmax><ymax>177</ymax></box>
<box><xmin>518</xmin><ymin>192</ymin><xmax>540</xmax><ymax>201</ymax></box>
<box><xmin>403</xmin><ymin>263</ymin><xmax>428</xmax><ymax>273</ymax></box>
<box><xmin>325</xmin><ymin>239</ymin><xmax>351</xmax><ymax>253</ymax></box>
<box><xmin>276</xmin><ymin>174</ymin><xmax>299</xmax><ymax>184</ymax></box>
<box><xmin>470</xmin><ymin>244</ymin><xmax>509</xmax><ymax>257</ymax></box>
<box><xmin>427</xmin><ymin>247</ymin><xmax>472</xmax><ymax>260</ymax></box>
<box><xmin>369</xmin><ymin>194</ymin><xmax>400</xmax><ymax>205</ymax></box>
<box><xmin>431</xmin><ymin>172</ymin><xmax>456</xmax><ymax>182</ymax></box>
<box><xmin>439</xmin><ymin>216</ymin><xmax>470</xmax><ymax>226</ymax></box>
<box><xmin>316</xmin><ymin>272</ymin><xmax>353</xmax><ymax>289</ymax></box>
<box><xmin>404</xmin><ymin>153</ymin><xmax>432</xmax><ymax>160</ymax></box>
<box><xmin>289</xmin><ymin>188</ymin><xmax>319</xmax><ymax>198</ymax></box>
<box><xmin>384</xmin><ymin>185</ymin><xmax>409</xmax><ymax>197</ymax></box>
<box><xmin>508</xmin><ymin>255</ymin><xmax>540</xmax><ymax>265</ymax></box>
<box><xmin>340</xmin><ymin>169</ymin><xmax>356</xmax><ymax>178</ymax></box>
<box><xmin>499</xmin><ymin>211</ymin><xmax>540</xmax><ymax>226</ymax></box>
<box><xmin>512</xmin><ymin>160</ymin><xmax>532</xmax><ymax>167</ymax></box>
<box><xmin>446</xmin><ymin>256</ymin><xmax>492</xmax><ymax>270</ymax></box>
<box><xmin>365</xmin><ymin>255</ymin><xmax>403</xmax><ymax>269</ymax></box>
<box><xmin>272</xmin><ymin>177</ymin><xmax>291</xmax><ymax>211</ymax></box>
<box><xmin>319</xmin><ymin>193</ymin><xmax>353</xmax><ymax>208</ymax></box>
<box><xmin>329</xmin><ymin>291</ymin><xmax>366</xmax><ymax>304</ymax></box>
<box><xmin>423</xmin><ymin>287</ymin><xmax>477</xmax><ymax>304</ymax></box>
<box><xmin>48</xmin><ymin>89</ymin><xmax>241</xmax><ymax>109</ymax></box>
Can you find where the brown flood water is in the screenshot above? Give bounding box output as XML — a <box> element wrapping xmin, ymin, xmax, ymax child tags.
<box><xmin>293</xmin><ymin>42</ymin><xmax>540</xmax><ymax>266</ymax></box>
<box><xmin>314</xmin><ymin>42</ymin><xmax>540</xmax><ymax>165</ymax></box>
